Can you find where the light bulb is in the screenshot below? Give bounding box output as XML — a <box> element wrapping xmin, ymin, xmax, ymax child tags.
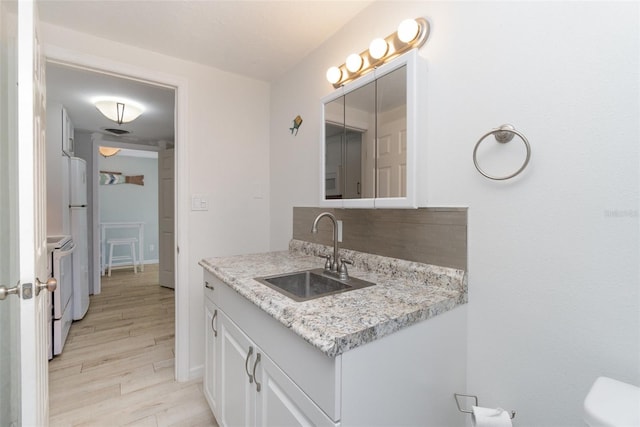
<box><xmin>326</xmin><ymin>66</ymin><xmax>342</xmax><ymax>84</ymax></box>
<box><xmin>369</xmin><ymin>38</ymin><xmax>388</xmax><ymax>60</ymax></box>
<box><xmin>397</xmin><ymin>18</ymin><xmax>420</xmax><ymax>43</ymax></box>
<box><xmin>345</xmin><ymin>53</ymin><xmax>363</xmax><ymax>73</ymax></box>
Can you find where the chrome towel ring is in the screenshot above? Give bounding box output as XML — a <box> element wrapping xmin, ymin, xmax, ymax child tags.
<box><xmin>473</xmin><ymin>124</ymin><xmax>531</xmax><ymax>180</ymax></box>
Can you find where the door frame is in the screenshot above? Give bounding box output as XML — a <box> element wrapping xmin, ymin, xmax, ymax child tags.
<box><xmin>43</xmin><ymin>45</ymin><xmax>191</xmax><ymax>381</ymax></box>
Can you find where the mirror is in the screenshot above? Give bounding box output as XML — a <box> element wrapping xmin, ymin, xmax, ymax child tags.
<box><xmin>321</xmin><ymin>50</ymin><xmax>421</xmax><ymax>208</ymax></box>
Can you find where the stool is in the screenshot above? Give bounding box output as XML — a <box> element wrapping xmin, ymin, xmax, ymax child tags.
<box><xmin>107</xmin><ymin>237</ymin><xmax>138</xmax><ymax>277</ymax></box>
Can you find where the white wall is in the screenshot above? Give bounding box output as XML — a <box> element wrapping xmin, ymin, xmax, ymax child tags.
<box><xmin>99</xmin><ymin>153</ymin><xmax>159</xmax><ymax>263</ymax></box>
<box><xmin>41</xmin><ymin>22</ymin><xmax>271</xmax><ymax>377</ymax></box>
<box><xmin>270</xmin><ymin>2</ymin><xmax>639</xmax><ymax>426</ymax></box>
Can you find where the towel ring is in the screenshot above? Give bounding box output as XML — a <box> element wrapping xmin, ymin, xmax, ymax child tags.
<box><xmin>473</xmin><ymin>124</ymin><xmax>531</xmax><ymax>181</ymax></box>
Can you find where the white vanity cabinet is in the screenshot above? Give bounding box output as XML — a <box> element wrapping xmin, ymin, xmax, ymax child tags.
<box><xmin>203</xmin><ymin>268</ymin><xmax>467</xmax><ymax>426</ymax></box>
<box><xmin>204</xmin><ymin>272</ymin><xmax>337</xmax><ymax>427</ymax></box>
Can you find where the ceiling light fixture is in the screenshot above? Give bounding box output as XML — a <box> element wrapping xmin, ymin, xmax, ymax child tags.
<box><xmin>99</xmin><ymin>146</ymin><xmax>121</xmax><ymax>158</ymax></box>
<box><xmin>94</xmin><ymin>98</ymin><xmax>144</xmax><ymax>125</ymax></box>
<box><xmin>325</xmin><ymin>17</ymin><xmax>430</xmax><ymax>88</ymax></box>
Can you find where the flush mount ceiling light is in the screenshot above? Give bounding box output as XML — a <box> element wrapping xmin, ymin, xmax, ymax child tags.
<box><xmin>94</xmin><ymin>98</ymin><xmax>144</xmax><ymax>125</ymax></box>
<box><xmin>99</xmin><ymin>146</ymin><xmax>121</xmax><ymax>158</ymax></box>
<box><xmin>325</xmin><ymin>17</ymin><xmax>430</xmax><ymax>88</ymax></box>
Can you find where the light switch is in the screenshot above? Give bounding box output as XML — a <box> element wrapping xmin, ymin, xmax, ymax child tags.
<box><xmin>191</xmin><ymin>194</ymin><xmax>209</xmax><ymax>211</ymax></box>
<box><xmin>337</xmin><ymin>220</ymin><xmax>343</xmax><ymax>242</ymax></box>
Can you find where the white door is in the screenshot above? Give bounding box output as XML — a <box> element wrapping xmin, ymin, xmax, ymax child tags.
<box><xmin>0</xmin><ymin>3</ymin><xmax>21</xmax><ymax>425</ymax></box>
<box><xmin>203</xmin><ymin>298</ymin><xmax>219</xmax><ymax>416</ymax></box>
<box><xmin>0</xmin><ymin>1</ymin><xmax>50</xmax><ymax>425</ymax></box>
<box><xmin>254</xmin><ymin>348</ymin><xmax>335</xmax><ymax>427</ymax></box>
<box><xmin>376</xmin><ymin>117</ymin><xmax>407</xmax><ymax>198</ymax></box>
<box><xmin>219</xmin><ymin>311</ymin><xmax>256</xmax><ymax>427</ymax></box>
<box><xmin>158</xmin><ymin>148</ymin><xmax>175</xmax><ymax>288</ymax></box>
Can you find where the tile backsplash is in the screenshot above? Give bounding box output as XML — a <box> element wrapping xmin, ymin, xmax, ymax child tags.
<box><xmin>293</xmin><ymin>207</ymin><xmax>467</xmax><ymax>270</ymax></box>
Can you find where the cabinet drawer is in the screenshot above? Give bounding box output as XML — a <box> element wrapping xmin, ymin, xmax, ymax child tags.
<box><xmin>211</xmin><ymin>274</ymin><xmax>342</xmax><ymax>422</ymax></box>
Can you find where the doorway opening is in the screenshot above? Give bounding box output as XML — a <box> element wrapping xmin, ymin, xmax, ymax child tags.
<box><xmin>43</xmin><ymin>57</ymin><xmax>186</xmax><ymax>386</ymax></box>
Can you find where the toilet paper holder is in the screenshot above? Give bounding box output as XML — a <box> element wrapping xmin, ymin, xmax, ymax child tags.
<box><xmin>454</xmin><ymin>393</ymin><xmax>516</xmax><ymax>420</ymax></box>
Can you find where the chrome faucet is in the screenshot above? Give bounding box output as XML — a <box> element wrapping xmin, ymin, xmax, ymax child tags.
<box><xmin>311</xmin><ymin>212</ymin><xmax>340</xmax><ymax>273</ymax></box>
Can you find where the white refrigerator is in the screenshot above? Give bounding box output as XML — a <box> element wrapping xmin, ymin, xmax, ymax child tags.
<box><xmin>69</xmin><ymin>157</ymin><xmax>90</xmax><ymax>320</ymax></box>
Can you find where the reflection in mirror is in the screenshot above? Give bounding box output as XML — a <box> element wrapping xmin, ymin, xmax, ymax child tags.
<box><xmin>376</xmin><ymin>65</ymin><xmax>407</xmax><ymax>198</ymax></box>
<box><xmin>344</xmin><ymin>80</ymin><xmax>374</xmax><ymax>199</ymax></box>
<box><xmin>324</xmin><ymin>80</ymin><xmax>376</xmax><ymax>200</ymax></box>
<box><xmin>324</xmin><ymin>97</ymin><xmax>344</xmax><ymax>199</ymax></box>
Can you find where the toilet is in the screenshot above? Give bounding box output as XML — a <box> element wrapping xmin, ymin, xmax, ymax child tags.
<box><xmin>583</xmin><ymin>377</ymin><xmax>640</xmax><ymax>426</ymax></box>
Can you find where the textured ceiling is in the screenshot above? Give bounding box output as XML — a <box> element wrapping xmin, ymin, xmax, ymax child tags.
<box><xmin>39</xmin><ymin>1</ymin><xmax>373</xmax><ymax>145</ymax></box>
<box><xmin>38</xmin><ymin>0</ymin><xmax>374</xmax><ymax>82</ymax></box>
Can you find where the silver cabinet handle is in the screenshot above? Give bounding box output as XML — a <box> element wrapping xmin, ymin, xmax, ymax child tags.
<box><xmin>0</xmin><ymin>282</ymin><xmax>20</xmax><ymax>301</ymax></box>
<box><xmin>252</xmin><ymin>353</ymin><xmax>262</xmax><ymax>392</ymax></box>
<box><xmin>204</xmin><ymin>281</ymin><xmax>214</xmax><ymax>290</ymax></box>
<box><xmin>211</xmin><ymin>309</ymin><xmax>218</xmax><ymax>338</ymax></box>
<box><xmin>244</xmin><ymin>346</ymin><xmax>254</xmax><ymax>384</ymax></box>
<box><xmin>35</xmin><ymin>277</ymin><xmax>57</xmax><ymax>296</ymax></box>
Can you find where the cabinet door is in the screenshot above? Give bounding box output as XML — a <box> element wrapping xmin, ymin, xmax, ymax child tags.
<box><xmin>219</xmin><ymin>311</ymin><xmax>256</xmax><ymax>427</ymax></box>
<box><xmin>255</xmin><ymin>349</ymin><xmax>337</xmax><ymax>427</ymax></box>
<box><xmin>203</xmin><ymin>298</ymin><xmax>219</xmax><ymax>417</ymax></box>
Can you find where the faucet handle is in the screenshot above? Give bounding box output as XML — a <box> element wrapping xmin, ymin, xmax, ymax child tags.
<box><xmin>317</xmin><ymin>254</ymin><xmax>332</xmax><ymax>271</ymax></box>
<box><xmin>338</xmin><ymin>259</ymin><xmax>353</xmax><ymax>280</ymax></box>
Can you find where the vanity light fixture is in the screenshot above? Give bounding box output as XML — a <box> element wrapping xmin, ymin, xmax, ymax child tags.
<box><xmin>94</xmin><ymin>98</ymin><xmax>144</xmax><ymax>125</ymax></box>
<box><xmin>326</xmin><ymin>66</ymin><xmax>343</xmax><ymax>85</ymax></box>
<box><xmin>325</xmin><ymin>17</ymin><xmax>429</xmax><ymax>88</ymax></box>
<box><xmin>99</xmin><ymin>146</ymin><xmax>121</xmax><ymax>158</ymax></box>
<box><xmin>368</xmin><ymin>38</ymin><xmax>389</xmax><ymax>60</ymax></box>
<box><xmin>345</xmin><ymin>53</ymin><xmax>363</xmax><ymax>73</ymax></box>
<box><xmin>397</xmin><ymin>18</ymin><xmax>420</xmax><ymax>43</ymax></box>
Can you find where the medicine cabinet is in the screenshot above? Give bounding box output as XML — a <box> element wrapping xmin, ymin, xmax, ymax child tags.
<box><xmin>320</xmin><ymin>50</ymin><xmax>425</xmax><ymax>208</ymax></box>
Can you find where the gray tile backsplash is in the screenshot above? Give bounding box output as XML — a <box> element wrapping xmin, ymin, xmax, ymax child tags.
<box><xmin>293</xmin><ymin>207</ymin><xmax>467</xmax><ymax>270</ymax></box>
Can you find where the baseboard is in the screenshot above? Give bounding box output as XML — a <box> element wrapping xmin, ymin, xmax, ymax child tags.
<box><xmin>188</xmin><ymin>364</ymin><xmax>204</xmax><ymax>382</ymax></box>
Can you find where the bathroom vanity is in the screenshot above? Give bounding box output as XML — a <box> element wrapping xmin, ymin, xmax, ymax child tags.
<box><xmin>200</xmin><ymin>240</ymin><xmax>468</xmax><ymax>426</ymax></box>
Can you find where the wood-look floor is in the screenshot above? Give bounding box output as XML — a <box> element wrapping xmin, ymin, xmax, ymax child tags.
<box><xmin>49</xmin><ymin>264</ymin><xmax>218</xmax><ymax>427</ymax></box>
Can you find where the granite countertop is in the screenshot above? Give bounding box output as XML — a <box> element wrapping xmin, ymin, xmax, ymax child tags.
<box><xmin>199</xmin><ymin>240</ymin><xmax>467</xmax><ymax>358</ymax></box>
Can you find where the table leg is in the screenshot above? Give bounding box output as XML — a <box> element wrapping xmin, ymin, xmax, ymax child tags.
<box><xmin>139</xmin><ymin>224</ymin><xmax>144</xmax><ymax>272</ymax></box>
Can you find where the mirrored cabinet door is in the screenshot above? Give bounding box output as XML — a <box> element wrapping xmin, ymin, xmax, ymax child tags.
<box><xmin>343</xmin><ymin>79</ymin><xmax>375</xmax><ymax>200</ymax></box>
<box><xmin>324</xmin><ymin>96</ymin><xmax>344</xmax><ymax>200</ymax></box>
<box><xmin>321</xmin><ymin>50</ymin><xmax>423</xmax><ymax>208</ymax></box>
<box><xmin>375</xmin><ymin>65</ymin><xmax>407</xmax><ymax>199</ymax></box>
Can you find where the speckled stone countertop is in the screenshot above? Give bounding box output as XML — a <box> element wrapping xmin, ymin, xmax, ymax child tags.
<box><xmin>199</xmin><ymin>240</ymin><xmax>467</xmax><ymax>357</ymax></box>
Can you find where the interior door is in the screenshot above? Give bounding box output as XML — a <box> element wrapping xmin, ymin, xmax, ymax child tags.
<box><xmin>158</xmin><ymin>148</ymin><xmax>175</xmax><ymax>288</ymax></box>
<box><xmin>0</xmin><ymin>2</ymin><xmax>21</xmax><ymax>425</ymax></box>
<box><xmin>17</xmin><ymin>1</ymin><xmax>50</xmax><ymax>425</ymax></box>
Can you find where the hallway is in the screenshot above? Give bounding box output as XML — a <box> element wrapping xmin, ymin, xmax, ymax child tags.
<box><xmin>48</xmin><ymin>265</ymin><xmax>217</xmax><ymax>426</ymax></box>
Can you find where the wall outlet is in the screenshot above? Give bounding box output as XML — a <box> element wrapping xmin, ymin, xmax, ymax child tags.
<box><xmin>149</xmin><ymin>244</ymin><xmax>155</xmax><ymax>252</ymax></box>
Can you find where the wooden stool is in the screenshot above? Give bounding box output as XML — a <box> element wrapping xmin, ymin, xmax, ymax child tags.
<box><xmin>107</xmin><ymin>237</ymin><xmax>138</xmax><ymax>277</ymax></box>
